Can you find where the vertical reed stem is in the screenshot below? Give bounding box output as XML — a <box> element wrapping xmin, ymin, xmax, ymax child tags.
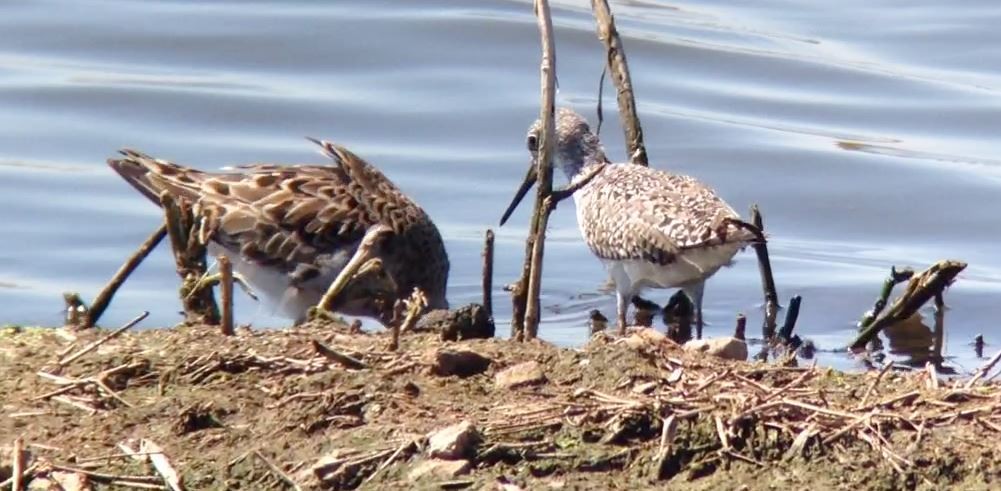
<box><xmin>219</xmin><ymin>255</ymin><xmax>235</xmax><ymax>336</ymax></box>
<box><xmin>482</xmin><ymin>229</ymin><xmax>495</xmax><ymax>320</ymax></box>
<box><xmin>522</xmin><ymin>0</ymin><xmax>558</xmax><ymax>340</ymax></box>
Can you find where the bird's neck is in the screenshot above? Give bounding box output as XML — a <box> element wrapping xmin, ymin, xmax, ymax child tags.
<box><xmin>557</xmin><ymin>136</ymin><xmax>609</xmax><ymax>183</ymax></box>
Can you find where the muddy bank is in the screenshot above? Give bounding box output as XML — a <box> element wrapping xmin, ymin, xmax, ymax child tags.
<box><xmin>1</xmin><ymin>321</ymin><xmax>999</xmax><ymax>490</ymax></box>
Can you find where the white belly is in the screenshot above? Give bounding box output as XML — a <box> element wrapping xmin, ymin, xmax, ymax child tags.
<box><xmin>207</xmin><ymin>243</ymin><xmax>353</xmax><ymax>323</ymax></box>
<box><xmin>606</xmin><ymin>242</ymin><xmax>742</xmax><ymax>293</ymax></box>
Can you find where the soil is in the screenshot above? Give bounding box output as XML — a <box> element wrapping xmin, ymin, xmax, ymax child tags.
<box><xmin>1</xmin><ymin>319</ymin><xmax>999</xmax><ymax>490</ymax></box>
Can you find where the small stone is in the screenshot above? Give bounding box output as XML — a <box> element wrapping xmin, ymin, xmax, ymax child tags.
<box><xmin>427</xmin><ymin>421</ymin><xmax>480</xmax><ymax>460</ymax></box>
<box><xmin>431</xmin><ymin>349</ymin><xmax>492</xmax><ymax>378</ymax></box>
<box><xmin>683</xmin><ymin>337</ymin><xmax>748</xmax><ymax>361</ymax></box>
<box><xmin>50</xmin><ymin>471</ymin><xmax>92</xmax><ymax>491</ymax></box>
<box><xmin>632</xmin><ymin>381</ymin><xmax>658</xmax><ymax>394</ymax></box>
<box><xmin>27</xmin><ymin>478</ymin><xmax>53</xmax><ymax>491</ymax></box>
<box><xmin>622</xmin><ymin>327</ymin><xmax>673</xmax><ymax>351</ymax></box>
<box><xmin>494</xmin><ymin>361</ymin><xmax>547</xmax><ymax>389</ymax></box>
<box><xmin>408</xmin><ymin>458</ymin><xmax>471</xmax><ymax>480</ymax></box>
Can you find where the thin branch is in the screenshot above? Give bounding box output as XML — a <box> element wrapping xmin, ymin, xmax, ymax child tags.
<box><xmin>86</xmin><ymin>224</ymin><xmax>167</xmax><ymax>328</ymax></box>
<box><xmin>590</xmin><ymin>0</ymin><xmax>647</xmax><ymax>166</ymax></box>
<box><xmin>595</xmin><ymin>66</ymin><xmax>607</xmax><ymax>136</ymax></box>
<box><xmin>311</xmin><ymin>340</ymin><xmax>368</xmax><ymax>370</ymax></box>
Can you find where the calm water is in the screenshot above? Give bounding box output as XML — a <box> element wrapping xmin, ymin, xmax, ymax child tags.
<box><xmin>2</xmin><ymin>0</ymin><xmax>1000</xmax><ymax>372</ymax></box>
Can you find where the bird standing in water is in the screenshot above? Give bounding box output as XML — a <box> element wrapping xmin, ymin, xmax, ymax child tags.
<box><xmin>500</xmin><ymin>107</ymin><xmax>754</xmax><ymax>336</ymax></box>
<box><xmin>109</xmin><ymin>139</ymin><xmax>449</xmax><ymax>324</ymax></box>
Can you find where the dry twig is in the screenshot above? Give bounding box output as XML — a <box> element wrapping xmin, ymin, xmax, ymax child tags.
<box><xmin>140</xmin><ymin>439</ymin><xmax>183</xmax><ymax>491</ymax></box>
<box><xmin>58</xmin><ymin>311</ymin><xmax>149</xmax><ymax>368</ymax></box>
<box><xmin>311</xmin><ymin>340</ymin><xmax>368</xmax><ymax>370</ymax></box>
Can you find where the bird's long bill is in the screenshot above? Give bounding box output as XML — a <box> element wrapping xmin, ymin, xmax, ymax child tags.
<box><xmin>498</xmin><ymin>163</ymin><xmax>538</xmax><ymax>226</ymax></box>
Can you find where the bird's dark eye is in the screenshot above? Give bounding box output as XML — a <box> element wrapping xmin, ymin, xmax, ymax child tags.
<box><xmin>526</xmin><ymin>134</ymin><xmax>538</xmax><ymax>152</ymax></box>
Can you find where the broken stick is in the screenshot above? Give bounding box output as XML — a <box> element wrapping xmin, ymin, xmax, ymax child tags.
<box><xmin>12</xmin><ymin>436</ymin><xmax>25</xmax><ymax>491</ymax></box>
<box><xmin>849</xmin><ymin>260</ymin><xmax>966</xmax><ymax>351</ymax></box>
<box><xmin>482</xmin><ymin>229</ymin><xmax>495</xmax><ymax>320</ymax></box>
<box><xmin>749</xmin><ymin>204</ymin><xmax>779</xmax><ymax>338</ymax></box>
<box><xmin>218</xmin><ymin>255</ymin><xmax>235</xmax><ymax>336</ymax></box>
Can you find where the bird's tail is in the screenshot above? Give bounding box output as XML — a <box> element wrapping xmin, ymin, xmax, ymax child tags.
<box><xmin>107</xmin><ymin>149</ymin><xmax>204</xmax><ymax>206</ymax></box>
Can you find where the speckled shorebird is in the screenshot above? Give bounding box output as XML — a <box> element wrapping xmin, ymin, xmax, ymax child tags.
<box><xmin>500</xmin><ymin>107</ymin><xmax>755</xmax><ymax>336</ymax></box>
<box><xmin>109</xmin><ymin>139</ymin><xmax>449</xmax><ymax>323</ymax></box>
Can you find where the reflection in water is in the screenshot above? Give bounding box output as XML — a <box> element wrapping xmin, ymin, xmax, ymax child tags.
<box><xmin>1</xmin><ymin>0</ymin><xmax>1001</xmax><ymax>373</ymax></box>
<box><xmin>882</xmin><ymin>311</ymin><xmax>955</xmax><ymax>374</ymax></box>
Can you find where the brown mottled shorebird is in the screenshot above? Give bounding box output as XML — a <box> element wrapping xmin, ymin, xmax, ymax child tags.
<box><xmin>109</xmin><ymin>139</ymin><xmax>449</xmax><ymax>323</ymax></box>
<box><xmin>500</xmin><ymin>107</ymin><xmax>754</xmax><ymax>336</ymax></box>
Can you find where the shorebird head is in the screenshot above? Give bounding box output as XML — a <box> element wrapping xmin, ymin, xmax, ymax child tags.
<box><xmin>499</xmin><ymin>107</ymin><xmax>608</xmax><ymax>226</ymax></box>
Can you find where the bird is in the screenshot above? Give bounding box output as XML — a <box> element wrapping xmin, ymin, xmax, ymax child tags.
<box><xmin>108</xmin><ymin>139</ymin><xmax>450</xmax><ymax>324</ymax></box>
<box><xmin>499</xmin><ymin>107</ymin><xmax>756</xmax><ymax>336</ymax></box>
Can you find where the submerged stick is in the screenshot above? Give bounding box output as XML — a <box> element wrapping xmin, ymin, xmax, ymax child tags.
<box><xmin>482</xmin><ymin>229</ymin><xmax>495</xmax><ymax>320</ymax></box>
<box><xmin>849</xmin><ymin>260</ymin><xmax>966</xmax><ymax>351</ymax></box>
<box><xmin>522</xmin><ymin>0</ymin><xmax>558</xmax><ymax>340</ymax></box>
<box><xmin>734</xmin><ymin>313</ymin><xmax>747</xmax><ymax>341</ymax></box>
<box><xmin>58</xmin><ymin>311</ymin><xmax>149</xmax><ymax>367</ymax></box>
<box><xmin>591</xmin><ymin>0</ymin><xmax>647</xmax><ymax>166</ymax></box>
<box><xmin>86</xmin><ymin>224</ymin><xmax>167</xmax><ymax>328</ymax></box>
<box><xmin>778</xmin><ymin>295</ymin><xmax>802</xmax><ymax>341</ymax></box>
<box><xmin>749</xmin><ymin>205</ymin><xmax>779</xmax><ymax>338</ymax></box>
<box><xmin>218</xmin><ymin>255</ymin><xmax>235</xmax><ymax>336</ymax></box>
